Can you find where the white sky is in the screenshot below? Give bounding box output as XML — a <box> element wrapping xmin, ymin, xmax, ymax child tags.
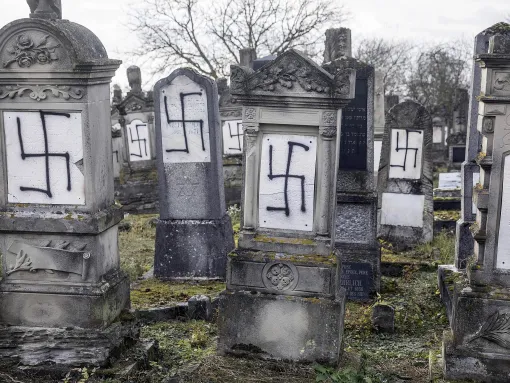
<box><xmin>0</xmin><ymin>0</ymin><xmax>507</xmax><ymax>91</ymax></box>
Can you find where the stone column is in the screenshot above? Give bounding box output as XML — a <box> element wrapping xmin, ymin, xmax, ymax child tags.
<box><xmin>377</xmin><ymin>101</ymin><xmax>434</xmax><ymax>248</ymax></box>
<box><xmin>322</xmin><ymin>28</ymin><xmax>380</xmax><ymax>300</ymax></box>
<box><xmin>218</xmin><ymin>48</ymin><xmax>356</xmax><ymax>363</ymax></box>
<box><xmin>442</xmin><ymin>26</ymin><xmax>510</xmax><ymax>382</ymax></box>
<box><xmin>0</xmin><ymin>6</ymin><xmax>129</xmax><ymax>366</ymax></box>
<box><xmin>153</xmin><ymin>68</ymin><xmax>235</xmax><ymax>280</ymax></box>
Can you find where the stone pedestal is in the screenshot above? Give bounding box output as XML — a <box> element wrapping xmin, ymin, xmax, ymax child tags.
<box><xmin>0</xmin><ymin>10</ymin><xmax>130</xmax><ymax>366</ymax></box>
<box><xmin>153</xmin><ymin>68</ymin><xmax>234</xmax><ymax>280</ymax></box>
<box><xmin>218</xmin><ymin>47</ymin><xmax>356</xmax><ymax>363</ymax></box>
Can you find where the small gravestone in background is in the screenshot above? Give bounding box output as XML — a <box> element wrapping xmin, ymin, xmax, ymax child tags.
<box><xmin>431</xmin><ymin>116</ymin><xmax>448</xmax><ymax>168</ymax></box>
<box><xmin>441</xmin><ymin>26</ymin><xmax>510</xmax><ymax>382</ymax></box>
<box><xmin>373</xmin><ymin>71</ymin><xmax>385</xmax><ymax>175</ymax></box>
<box><xmin>112</xmin><ymin>122</ymin><xmax>124</xmax><ymax>180</ymax></box>
<box><xmin>218</xmin><ymin>46</ymin><xmax>356</xmax><ymax>363</ymax></box>
<box><xmin>447</xmin><ymin>88</ymin><xmax>469</xmax><ymax>169</ymax></box>
<box><xmin>438</xmin><ymin>173</ymin><xmax>462</xmax><ymax>190</ymax></box>
<box><xmin>323</xmin><ymin>28</ymin><xmax>380</xmax><ymax>300</ymax></box>
<box><xmin>377</xmin><ymin>101</ymin><xmax>433</xmax><ymax>248</ymax></box>
<box><xmin>153</xmin><ymin>68</ymin><xmax>234</xmax><ymax>280</ymax></box>
<box><xmin>0</xmin><ymin>1</ymin><xmax>130</xmax><ymax>366</ymax></box>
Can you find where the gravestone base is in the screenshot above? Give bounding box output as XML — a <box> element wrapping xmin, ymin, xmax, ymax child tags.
<box><xmin>115</xmin><ymin>164</ymin><xmax>159</xmax><ymax>214</ymax></box>
<box><xmin>378</xmin><ymin>224</ymin><xmax>433</xmax><ymax>251</ymax></box>
<box><xmin>335</xmin><ymin>244</ymin><xmax>380</xmax><ymax>301</ymax></box>
<box><xmin>154</xmin><ymin>214</ymin><xmax>234</xmax><ymax>280</ymax></box>
<box><xmin>0</xmin><ymin>271</ymin><xmax>130</xmax><ymax>328</ymax></box>
<box><xmin>0</xmin><ymin>320</ymin><xmax>138</xmax><ymax>367</ymax></box>
<box><xmin>454</xmin><ymin>219</ymin><xmax>475</xmax><ymax>269</ymax></box>
<box><xmin>217</xmin><ymin>290</ymin><xmax>346</xmax><ymax>364</ymax></box>
<box><xmin>437</xmin><ymin>265</ymin><xmax>467</xmax><ymax>325</ymax></box>
<box><xmin>442</xmin><ymin>288</ymin><xmax>510</xmax><ymax>382</ymax></box>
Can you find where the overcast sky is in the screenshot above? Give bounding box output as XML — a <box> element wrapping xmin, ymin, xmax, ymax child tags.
<box><xmin>0</xmin><ymin>0</ymin><xmax>507</xmax><ymax>90</ymax></box>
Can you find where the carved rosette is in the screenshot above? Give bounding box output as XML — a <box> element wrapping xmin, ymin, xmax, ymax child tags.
<box><xmin>322</xmin><ymin>111</ymin><xmax>337</xmax><ymax>126</ymax></box>
<box><xmin>262</xmin><ymin>262</ymin><xmax>299</xmax><ymax>291</ymax></box>
<box><xmin>0</xmin><ymin>85</ymin><xmax>84</xmax><ymax>101</ymax></box>
<box><xmin>244</xmin><ymin>107</ymin><xmax>257</xmax><ymax>121</ymax></box>
<box><xmin>3</xmin><ymin>34</ymin><xmax>60</xmax><ymax>69</ymax></box>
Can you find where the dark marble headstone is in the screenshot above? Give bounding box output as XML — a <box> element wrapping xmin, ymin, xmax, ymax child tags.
<box><xmin>452</xmin><ymin>147</ymin><xmax>466</xmax><ymax>163</ymax></box>
<box><xmin>340</xmin><ymin>262</ymin><xmax>372</xmax><ymax>300</ymax></box>
<box><xmin>340</xmin><ymin>78</ymin><xmax>368</xmax><ymax>170</ymax></box>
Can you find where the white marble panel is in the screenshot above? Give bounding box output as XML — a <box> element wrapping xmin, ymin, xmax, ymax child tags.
<box><xmin>159</xmin><ymin>75</ymin><xmax>210</xmax><ymax>163</ymax></box>
<box><xmin>438</xmin><ymin>173</ymin><xmax>461</xmax><ymax>190</ymax></box>
<box><xmin>127</xmin><ymin>119</ymin><xmax>151</xmax><ymax>162</ymax></box>
<box><xmin>497</xmin><ymin>155</ymin><xmax>510</xmax><ymax>269</ymax></box>
<box><xmin>4</xmin><ymin>111</ymin><xmax>85</xmax><ymax>205</ymax></box>
<box><xmin>258</xmin><ymin>133</ymin><xmax>317</xmax><ymax>232</ymax></box>
<box><xmin>222</xmin><ymin>120</ymin><xmax>244</xmax><ymax>155</ymax></box>
<box><xmin>374</xmin><ymin>140</ymin><xmax>382</xmax><ymax>172</ymax></box>
<box><xmin>389</xmin><ymin>128</ymin><xmax>423</xmax><ymax>180</ymax></box>
<box><xmin>433</xmin><ymin>126</ymin><xmax>443</xmax><ymax>144</ymax></box>
<box><xmin>381</xmin><ymin>193</ymin><xmax>424</xmax><ymax>228</ymax></box>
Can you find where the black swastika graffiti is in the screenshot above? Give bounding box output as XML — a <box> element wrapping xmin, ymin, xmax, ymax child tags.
<box><xmin>390</xmin><ymin>129</ymin><xmax>422</xmax><ymax>171</ymax></box>
<box><xmin>266</xmin><ymin>141</ymin><xmax>310</xmax><ymax>217</ymax></box>
<box><xmin>228</xmin><ymin>121</ymin><xmax>243</xmax><ymax>151</ymax></box>
<box><xmin>129</xmin><ymin>124</ymin><xmax>148</xmax><ymax>158</ymax></box>
<box><xmin>164</xmin><ymin>92</ymin><xmax>205</xmax><ymax>153</ymax></box>
<box><xmin>17</xmin><ymin>111</ymin><xmax>72</xmax><ymax>198</ymax></box>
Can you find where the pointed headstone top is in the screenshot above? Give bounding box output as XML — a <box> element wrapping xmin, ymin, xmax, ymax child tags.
<box><xmin>28</xmin><ymin>0</ymin><xmax>62</xmax><ymax>20</ymax></box>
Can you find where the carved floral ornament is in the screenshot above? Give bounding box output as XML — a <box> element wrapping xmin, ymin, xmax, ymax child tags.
<box><xmin>0</xmin><ymin>85</ymin><xmax>84</xmax><ymax>101</ymax></box>
<box><xmin>3</xmin><ymin>34</ymin><xmax>60</xmax><ymax>69</ymax></box>
<box><xmin>262</xmin><ymin>262</ymin><xmax>299</xmax><ymax>291</ymax></box>
<box><xmin>467</xmin><ymin>311</ymin><xmax>510</xmax><ymax>349</ymax></box>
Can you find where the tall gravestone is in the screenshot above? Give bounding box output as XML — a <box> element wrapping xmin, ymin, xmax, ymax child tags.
<box><xmin>453</xmin><ymin>24</ymin><xmax>506</xmax><ymax>270</ymax></box>
<box><xmin>431</xmin><ymin>116</ymin><xmax>447</xmax><ymax>168</ymax></box>
<box><xmin>447</xmin><ymin>88</ymin><xmax>469</xmax><ymax>169</ymax></box>
<box><xmin>0</xmin><ymin>1</ymin><xmax>130</xmax><ymax>365</ymax></box>
<box><xmin>442</xmin><ymin>27</ymin><xmax>510</xmax><ymax>382</ymax></box>
<box><xmin>322</xmin><ymin>28</ymin><xmax>380</xmax><ymax>300</ymax></box>
<box><xmin>377</xmin><ymin>101</ymin><xmax>433</xmax><ymax>247</ymax></box>
<box><xmin>153</xmin><ymin>68</ymin><xmax>234</xmax><ymax>280</ymax></box>
<box><xmin>218</xmin><ymin>48</ymin><xmax>355</xmax><ymax>363</ymax></box>
<box><xmin>373</xmin><ymin>71</ymin><xmax>385</xmax><ymax>174</ymax></box>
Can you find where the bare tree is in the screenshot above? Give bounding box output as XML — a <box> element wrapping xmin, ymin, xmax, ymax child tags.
<box><xmin>354</xmin><ymin>38</ymin><xmax>415</xmax><ymax>95</ymax></box>
<box><xmin>128</xmin><ymin>0</ymin><xmax>347</xmax><ymax>79</ymax></box>
<box><xmin>405</xmin><ymin>40</ymin><xmax>471</xmax><ymax>124</ymax></box>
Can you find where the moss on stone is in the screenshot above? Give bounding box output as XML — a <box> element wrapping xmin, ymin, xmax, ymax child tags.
<box><xmin>254</xmin><ymin>235</ymin><xmax>315</xmax><ymax>246</ymax></box>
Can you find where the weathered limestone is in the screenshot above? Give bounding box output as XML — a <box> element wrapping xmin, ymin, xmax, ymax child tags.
<box><xmin>153</xmin><ymin>68</ymin><xmax>235</xmax><ymax>280</ymax></box>
<box><xmin>0</xmin><ymin>4</ymin><xmax>129</xmax><ymax>366</ymax></box>
<box><xmin>322</xmin><ymin>28</ymin><xmax>380</xmax><ymax>300</ymax></box>
<box><xmin>447</xmin><ymin>88</ymin><xmax>469</xmax><ymax>169</ymax></box>
<box><xmin>218</xmin><ymin>47</ymin><xmax>355</xmax><ymax>363</ymax></box>
<box><xmin>442</xmin><ymin>25</ymin><xmax>510</xmax><ymax>382</ymax></box>
<box><xmin>377</xmin><ymin>101</ymin><xmax>433</xmax><ymax>248</ymax></box>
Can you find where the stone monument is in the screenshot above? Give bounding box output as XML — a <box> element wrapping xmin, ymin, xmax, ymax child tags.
<box><xmin>153</xmin><ymin>68</ymin><xmax>235</xmax><ymax>280</ymax></box>
<box><xmin>442</xmin><ymin>26</ymin><xmax>510</xmax><ymax>382</ymax></box>
<box><xmin>447</xmin><ymin>88</ymin><xmax>469</xmax><ymax>169</ymax></box>
<box><xmin>431</xmin><ymin>116</ymin><xmax>447</xmax><ymax>168</ymax></box>
<box><xmin>377</xmin><ymin>101</ymin><xmax>433</xmax><ymax>248</ymax></box>
<box><xmin>373</xmin><ymin>71</ymin><xmax>385</xmax><ymax>174</ymax></box>
<box><xmin>218</xmin><ymin>47</ymin><xmax>356</xmax><ymax>363</ymax></box>
<box><xmin>322</xmin><ymin>28</ymin><xmax>380</xmax><ymax>300</ymax></box>
<box><xmin>0</xmin><ymin>1</ymin><xmax>130</xmax><ymax>365</ymax></box>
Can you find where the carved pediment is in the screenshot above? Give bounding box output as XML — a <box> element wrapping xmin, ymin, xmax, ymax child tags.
<box><xmin>119</xmin><ymin>93</ymin><xmax>152</xmax><ymax>113</ymax></box>
<box><xmin>230</xmin><ymin>49</ymin><xmax>354</xmax><ymax>101</ymax></box>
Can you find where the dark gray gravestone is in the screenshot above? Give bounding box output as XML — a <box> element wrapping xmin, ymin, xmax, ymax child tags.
<box><xmin>340</xmin><ymin>262</ymin><xmax>373</xmax><ymax>301</ymax></box>
<box><xmin>153</xmin><ymin>68</ymin><xmax>235</xmax><ymax>280</ymax></box>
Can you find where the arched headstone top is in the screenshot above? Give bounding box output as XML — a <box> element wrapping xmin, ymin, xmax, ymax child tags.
<box><xmin>0</xmin><ymin>18</ymin><xmax>117</xmax><ymax>72</ymax></box>
<box><xmin>386</xmin><ymin>100</ymin><xmax>432</xmax><ymax>130</ymax></box>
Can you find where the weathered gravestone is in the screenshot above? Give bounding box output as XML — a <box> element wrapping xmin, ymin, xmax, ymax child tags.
<box><xmin>432</xmin><ymin>116</ymin><xmax>447</xmax><ymax>168</ymax></box>
<box><xmin>453</xmin><ymin>24</ymin><xmax>505</xmax><ymax>270</ymax></box>
<box><xmin>447</xmin><ymin>88</ymin><xmax>469</xmax><ymax>169</ymax></box>
<box><xmin>321</xmin><ymin>28</ymin><xmax>380</xmax><ymax>300</ymax></box>
<box><xmin>113</xmin><ymin>66</ymin><xmax>159</xmax><ymax>214</ymax></box>
<box><xmin>373</xmin><ymin>71</ymin><xmax>385</xmax><ymax>174</ymax></box>
<box><xmin>0</xmin><ymin>1</ymin><xmax>130</xmax><ymax>365</ymax></box>
<box><xmin>153</xmin><ymin>68</ymin><xmax>235</xmax><ymax>280</ymax></box>
<box><xmin>441</xmin><ymin>26</ymin><xmax>510</xmax><ymax>382</ymax></box>
<box><xmin>111</xmin><ymin>85</ymin><xmax>124</xmax><ymax>180</ymax></box>
<box><xmin>438</xmin><ymin>172</ymin><xmax>462</xmax><ymax>190</ymax></box>
<box><xmin>377</xmin><ymin>101</ymin><xmax>433</xmax><ymax>247</ymax></box>
<box><xmin>218</xmin><ymin>47</ymin><xmax>356</xmax><ymax>363</ymax></box>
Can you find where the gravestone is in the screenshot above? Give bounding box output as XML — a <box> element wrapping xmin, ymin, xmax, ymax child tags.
<box><xmin>453</xmin><ymin>24</ymin><xmax>504</xmax><ymax>270</ymax></box>
<box><xmin>442</xmin><ymin>26</ymin><xmax>510</xmax><ymax>382</ymax></box>
<box><xmin>447</xmin><ymin>88</ymin><xmax>468</xmax><ymax>169</ymax></box>
<box><xmin>377</xmin><ymin>100</ymin><xmax>433</xmax><ymax>248</ymax></box>
<box><xmin>438</xmin><ymin>173</ymin><xmax>461</xmax><ymax>190</ymax></box>
<box><xmin>432</xmin><ymin>116</ymin><xmax>447</xmax><ymax>168</ymax></box>
<box><xmin>112</xmin><ymin>122</ymin><xmax>123</xmax><ymax>179</ymax></box>
<box><xmin>0</xmin><ymin>2</ymin><xmax>130</xmax><ymax>366</ymax></box>
<box><xmin>385</xmin><ymin>95</ymin><xmax>399</xmax><ymax>114</ymax></box>
<box><xmin>322</xmin><ymin>29</ymin><xmax>380</xmax><ymax>300</ymax></box>
<box><xmin>373</xmin><ymin>71</ymin><xmax>385</xmax><ymax>174</ymax></box>
<box><xmin>113</xmin><ymin>67</ymin><xmax>159</xmax><ymax>214</ymax></box>
<box><xmin>153</xmin><ymin>68</ymin><xmax>235</xmax><ymax>280</ymax></box>
<box><xmin>218</xmin><ymin>47</ymin><xmax>356</xmax><ymax>363</ymax></box>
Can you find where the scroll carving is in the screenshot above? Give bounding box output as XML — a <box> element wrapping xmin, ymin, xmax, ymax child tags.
<box><xmin>0</xmin><ymin>85</ymin><xmax>84</xmax><ymax>101</ymax></box>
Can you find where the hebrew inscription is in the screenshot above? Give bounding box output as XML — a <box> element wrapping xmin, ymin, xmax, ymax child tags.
<box><xmin>222</xmin><ymin>120</ymin><xmax>244</xmax><ymax>155</ymax></box>
<box><xmin>4</xmin><ymin>111</ymin><xmax>85</xmax><ymax>205</ymax></box>
<box><xmin>127</xmin><ymin>119</ymin><xmax>151</xmax><ymax>161</ymax></box>
<box><xmin>159</xmin><ymin>75</ymin><xmax>210</xmax><ymax>163</ymax></box>
<box><xmin>259</xmin><ymin>134</ymin><xmax>317</xmax><ymax>231</ymax></box>
<box><xmin>389</xmin><ymin>128</ymin><xmax>423</xmax><ymax>179</ymax></box>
